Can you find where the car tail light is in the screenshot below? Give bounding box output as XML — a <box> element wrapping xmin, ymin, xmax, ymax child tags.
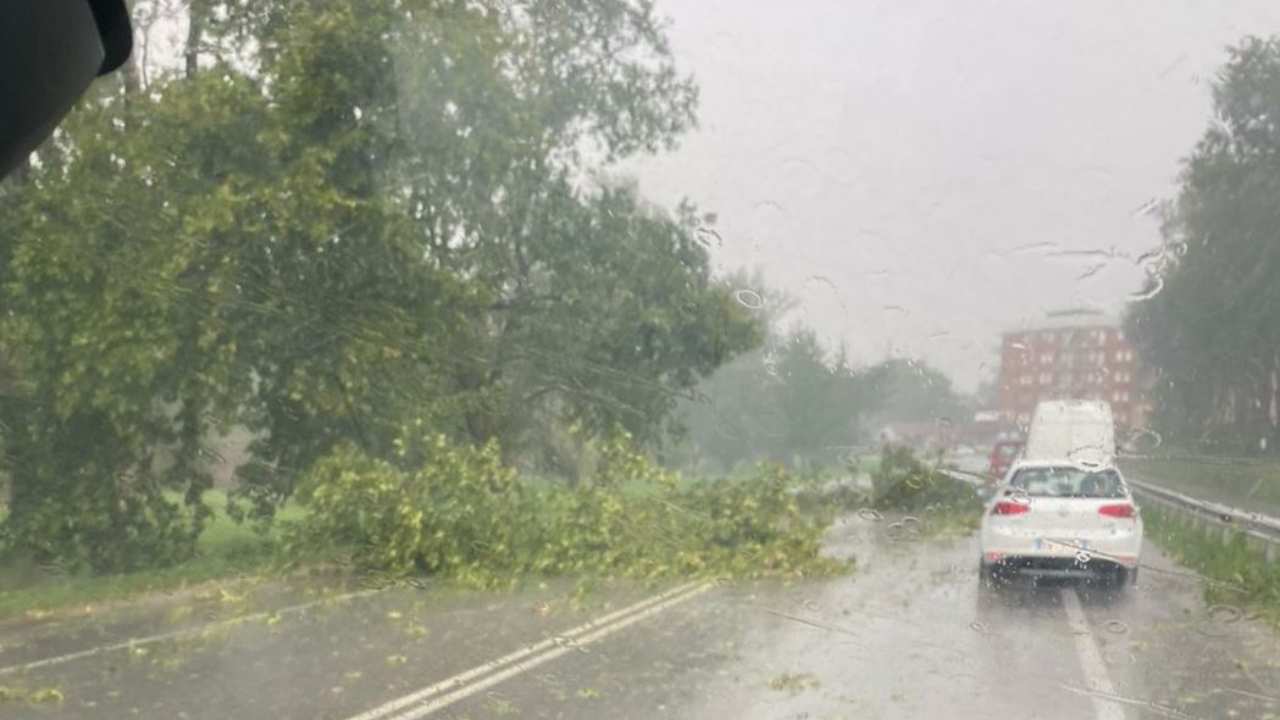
<box><xmin>1098</xmin><ymin>503</ymin><xmax>1135</xmax><ymax>518</ymax></box>
<box><xmin>992</xmin><ymin>500</ymin><xmax>1030</xmax><ymax>516</ymax></box>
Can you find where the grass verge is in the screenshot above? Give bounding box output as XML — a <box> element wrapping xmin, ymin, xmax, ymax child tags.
<box><xmin>0</xmin><ymin>490</ymin><xmax>302</xmax><ymax>621</ymax></box>
<box><xmin>1120</xmin><ymin>457</ymin><xmax>1280</xmax><ymax>517</ymax></box>
<box><xmin>1142</xmin><ymin>503</ymin><xmax>1280</xmax><ymax>627</ymax></box>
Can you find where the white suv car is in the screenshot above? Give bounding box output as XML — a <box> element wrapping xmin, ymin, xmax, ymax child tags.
<box><xmin>979</xmin><ymin>460</ymin><xmax>1143</xmax><ymax>589</ymax></box>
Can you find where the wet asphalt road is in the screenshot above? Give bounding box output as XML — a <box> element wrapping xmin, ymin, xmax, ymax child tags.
<box><xmin>2</xmin><ymin>515</ymin><xmax>1279</xmax><ymax>720</ymax></box>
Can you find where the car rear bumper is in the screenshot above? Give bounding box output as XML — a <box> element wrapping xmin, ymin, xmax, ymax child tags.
<box><xmin>982</xmin><ymin>554</ymin><xmax>1133</xmax><ymax>579</ymax></box>
<box><xmin>980</xmin><ymin>525</ymin><xmax>1142</xmax><ymax>569</ymax></box>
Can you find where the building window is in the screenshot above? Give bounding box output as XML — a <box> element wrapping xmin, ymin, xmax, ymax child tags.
<box><xmin>1040</xmin><ymin>353</ymin><xmax>1053</xmax><ymax>365</ymax></box>
<box><xmin>1039</xmin><ymin>372</ymin><xmax>1053</xmax><ymax>384</ymax></box>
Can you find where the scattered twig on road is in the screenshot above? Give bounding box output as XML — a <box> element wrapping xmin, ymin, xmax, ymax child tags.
<box><xmin>758</xmin><ymin>608</ymin><xmax>860</xmax><ymax>640</ymax></box>
<box><xmin>1057</xmin><ymin>682</ymin><xmax>1201</xmax><ymax>720</ymax></box>
<box><xmin>1220</xmin><ymin>686</ymin><xmax>1280</xmax><ymax>704</ymax></box>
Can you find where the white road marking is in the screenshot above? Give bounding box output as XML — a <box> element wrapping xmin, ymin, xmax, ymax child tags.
<box><xmin>346</xmin><ymin>580</ymin><xmax>701</xmax><ymax>720</ymax></box>
<box><xmin>1061</xmin><ymin>588</ymin><xmax>1126</xmax><ymax>720</ymax></box>
<box><xmin>0</xmin><ymin>587</ymin><xmax>383</xmax><ymax>676</ymax></box>
<box><xmin>384</xmin><ymin>582</ymin><xmax>713</xmax><ymax>720</ymax></box>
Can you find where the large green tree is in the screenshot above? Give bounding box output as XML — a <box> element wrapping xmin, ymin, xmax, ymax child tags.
<box><xmin>1127</xmin><ymin>36</ymin><xmax>1280</xmax><ymax>454</ymax></box>
<box><xmin>0</xmin><ymin>0</ymin><xmax>759</xmax><ymax>569</ymax></box>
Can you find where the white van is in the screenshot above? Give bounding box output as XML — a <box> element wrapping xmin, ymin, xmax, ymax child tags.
<box><xmin>1023</xmin><ymin>400</ymin><xmax>1115</xmax><ymax>467</ymax></box>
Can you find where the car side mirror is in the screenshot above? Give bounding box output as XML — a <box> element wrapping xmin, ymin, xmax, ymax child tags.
<box><xmin>0</xmin><ymin>1</ymin><xmax>132</xmax><ymax>179</ymax></box>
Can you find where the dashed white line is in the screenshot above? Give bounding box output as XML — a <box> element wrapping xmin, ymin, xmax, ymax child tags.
<box><xmin>1061</xmin><ymin>588</ymin><xmax>1126</xmax><ymax>720</ymax></box>
<box><xmin>0</xmin><ymin>588</ymin><xmax>383</xmax><ymax>676</ymax></box>
<box><xmin>347</xmin><ymin>581</ymin><xmax>711</xmax><ymax>720</ymax></box>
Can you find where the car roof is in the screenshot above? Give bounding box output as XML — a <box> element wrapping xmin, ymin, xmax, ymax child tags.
<box><xmin>1009</xmin><ymin>458</ymin><xmax>1121</xmax><ymax>473</ymax></box>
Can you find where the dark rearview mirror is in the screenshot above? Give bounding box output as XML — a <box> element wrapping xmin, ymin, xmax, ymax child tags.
<box><xmin>0</xmin><ymin>0</ymin><xmax>132</xmax><ymax>179</ymax></box>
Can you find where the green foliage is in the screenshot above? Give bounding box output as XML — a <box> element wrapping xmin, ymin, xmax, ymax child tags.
<box><xmin>871</xmin><ymin>445</ymin><xmax>980</xmax><ymax>512</ymax></box>
<box><xmin>286</xmin><ymin>431</ymin><xmax>846</xmax><ymax>587</ymax></box>
<box><xmin>0</xmin><ymin>0</ymin><xmax>760</xmax><ymax>572</ymax></box>
<box><xmin>1127</xmin><ymin>36</ymin><xmax>1280</xmax><ymax>453</ymax></box>
<box><xmin>0</xmin><ymin>490</ymin><xmax>299</xmax><ymax>619</ymax></box>
<box><xmin>1143</xmin><ymin>504</ymin><xmax>1280</xmax><ymax>625</ymax></box>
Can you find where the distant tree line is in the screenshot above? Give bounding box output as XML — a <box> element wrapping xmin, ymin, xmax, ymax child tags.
<box><xmin>674</xmin><ymin>275</ymin><xmax>969</xmax><ymax>473</ymax></box>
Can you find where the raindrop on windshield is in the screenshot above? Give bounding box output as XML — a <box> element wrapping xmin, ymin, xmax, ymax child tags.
<box><xmin>695</xmin><ymin>227</ymin><xmax>723</xmax><ymax>247</ymax></box>
<box><xmin>1207</xmin><ymin>604</ymin><xmax>1243</xmax><ymax>624</ymax></box>
<box><xmin>806</xmin><ymin>274</ymin><xmax>838</xmax><ymax>292</ymax></box>
<box><xmin>733</xmin><ymin>289</ymin><xmax>765</xmax><ymax>310</ymax></box>
<box><xmin>1104</xmin><ymin>620</ymin><xmax>1129</xmax><ymax>635</ymax></box>
<box><xmin>1129</xmin><ymin>275</ymin><xmax>1164</xmax><ymax>301</ymax></box>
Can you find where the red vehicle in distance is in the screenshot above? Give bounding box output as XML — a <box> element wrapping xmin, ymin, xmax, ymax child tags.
<box><xmin>988</xmin><ymin>439</ymin><xmax>1024</xmax><ymax>481</ymax></box>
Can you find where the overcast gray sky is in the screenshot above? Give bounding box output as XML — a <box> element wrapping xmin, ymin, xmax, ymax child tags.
<box><xmin>628</xmin><ymin>0</ymin><xmax>1280</xmax><ymax>392</ymax></box>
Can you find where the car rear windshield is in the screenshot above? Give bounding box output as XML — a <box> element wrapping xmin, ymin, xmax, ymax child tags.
<box><xmin>1008</xmin><ymin>467</ymin><xmax>1125</xmax><ymax>498</ymax></box>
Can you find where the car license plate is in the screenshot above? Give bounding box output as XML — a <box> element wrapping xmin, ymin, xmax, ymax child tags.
<box><xmin>1036</xmin><ymin>538</ymin><xmax>1087</xmax><ymax>551</ymax></box>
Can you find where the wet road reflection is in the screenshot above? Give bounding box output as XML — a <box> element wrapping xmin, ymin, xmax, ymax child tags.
<box><xmin>3</xmin><ymin>516</ymin><xmax>1278</xmax><ymax>719</ymax></box>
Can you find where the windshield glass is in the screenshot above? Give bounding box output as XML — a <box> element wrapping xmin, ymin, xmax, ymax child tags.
<box><xmin>1009</xmin><ymin>466</ymin><xmax>1126</xmax><ymax>499</ymax></box>
<box><xmin>4</xmin><ymin>2</ymin><xmax>1280</xmax><ymax>719</ymax></box>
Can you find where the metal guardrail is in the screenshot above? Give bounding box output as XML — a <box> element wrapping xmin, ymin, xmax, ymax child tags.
<box><xmin>940</xmin><ymin>468</ymin><xmax>988</xmax><ymax>487</ymax></box>
<box><xmin>1126</xmin><ymin>478</ymin><xmax>1280</xmax><ymax>562</ymax></box>
<box><xmin>1122</xmin><ymin>453</ymin><xmax>1272</xmax><ymax>467</ymax></box>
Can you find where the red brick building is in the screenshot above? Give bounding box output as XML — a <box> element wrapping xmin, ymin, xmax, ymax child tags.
<box><xmin>997</xmin><ymin>309</ymin><xmax>1151</xmax><ymax>430</ymax></box>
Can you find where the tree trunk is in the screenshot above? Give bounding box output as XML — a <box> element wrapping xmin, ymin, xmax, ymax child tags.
<box><xmin>185</xmin><ymin>0</ymin><xmax>205</xmax><ymax>79</ymax></box>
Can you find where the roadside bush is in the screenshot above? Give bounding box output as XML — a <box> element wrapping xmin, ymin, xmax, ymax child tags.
<box><xmin>1143</xmin><ymin>505</ymin><xmax>1280</xmax><ymax>624</ymax></box>
<box><xmin>1</xmin><ymin>479</ymin><xmax>202</xmax><ymax>574</ymax></box>
<box><xmin>285</xmin><ymin>431</ymin><xmax>846</xmax><ymax>587</ymax></box>
<box><xmin>871</xmin><ymin>444</ymin><xmax>980</xmax><ymax>512</ymax></box>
